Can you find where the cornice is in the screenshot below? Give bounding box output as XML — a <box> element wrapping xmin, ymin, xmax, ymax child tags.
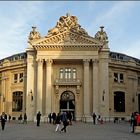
<box><xmin>33</xmin><ymin>44</ymin><xmax>102</xmax><ymax>51</ymax></box>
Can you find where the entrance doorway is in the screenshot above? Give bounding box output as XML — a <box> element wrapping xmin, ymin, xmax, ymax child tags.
<box><xmin>60</xmin><ymin>91</ymin><xmax>75</xmax><ymax>120</ymax></box>
<box><xmin>114</xmin><ymin>91</ymin><xmax>125</xmax><ymax>112</ymax></box>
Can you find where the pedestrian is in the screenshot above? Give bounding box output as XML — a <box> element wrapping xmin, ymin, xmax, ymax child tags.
<box><xmin>23</xmin><ymin>113</ymin><xmax>27</xmax><ymax>124</ymax></box>
<box><xmin>67</xmin><ymin>112</ymin><xmax>72</xmax><ymax>125</ymax></box>
<box><xmin>0</xmin><ymin>112</ymin><xmax>7</xmax><ymax>131</ymax></box>
<box><xmin>131</xmin><ymin>112</ymin><xmax>135</xmax><ymax>133</ymax></box>
<box><xmin>92</xmin><ymin>112</ymin><xmax>97</xmax><ymax>125</ymax></box>
<box><xmin>131</xmin><ymin>112</ymin><xmax>139</xmax><ymax>133</ymax></box>
<box><xmin>55</xmin><ymin>113</ymin><xmax>61</xmax><ymax>132</ymax></box>
<box><xmin>18</xmin><ymin>114</ymin><xmax>22</xmax><ymax>124</ymax></box>
<box><xmin>48</xmin><ymin>113</ymin><xmax>52</xmax><ymax>124</ymax></box>
<box><xmin>52</xmin><ymin>112</ymin><xmax>56</xmax><ymax>125</ymax></box>
<box><xmin>61</xmin><ymin>112</ymin><xmax>69</xmax><ymax>133</ymax></box>
<box><xmin>36</xmin><ymin>111</ymin><xmax>41</xmax><ymax>126</ymax></box>
<box><xmin>8</xmin><ymin>114</ymin><xmax>11</xmax><ymax>123</ymax></box>
<box><xmin>4</xmin><ymin>113</ymin><xmax>7</xmax><ymax>122</ymax></box>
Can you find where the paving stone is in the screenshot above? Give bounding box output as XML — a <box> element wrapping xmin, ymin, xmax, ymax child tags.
<box><xmin>0</xmin><ymin>121</ymin><xmax>139</xmax><ymax>140</ymax></box>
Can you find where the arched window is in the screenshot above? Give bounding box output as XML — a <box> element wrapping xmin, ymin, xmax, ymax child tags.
<box><xmin>114</xmin><ymin>91</ymin><xmax>125</xmax><ymax>112</ymax></box>
<box><xmin>12</xmin><ymin>91</ymin><xmax>23</xmax><ymax>112</ymax></box>
<box><xmin>61</xmin><ymin>91</ymin><xmax>75</xmax><ymax>101</ymax></box>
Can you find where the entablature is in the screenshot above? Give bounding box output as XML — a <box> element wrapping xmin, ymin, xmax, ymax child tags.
<box><xmin>54</xmin><ymin>78</ymin><xmax>81</xmax><ymax>86</ymax></box>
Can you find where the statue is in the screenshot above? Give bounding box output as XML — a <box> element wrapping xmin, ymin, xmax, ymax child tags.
<box><xmin>95</xmin><ymin>26</ymin><xmax>108</xmax><ymax>43</ymax></box>
<box><xmin>28</xmin><ymin>26</ymin><xmax>41</xmax><ymax>40</ymax></box>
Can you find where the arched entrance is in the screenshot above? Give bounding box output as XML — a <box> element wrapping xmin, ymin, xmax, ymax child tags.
<box><xmin>60</xmin><ymin>91</ymin><xmax>75</xmax><ymax>120</ymax></box>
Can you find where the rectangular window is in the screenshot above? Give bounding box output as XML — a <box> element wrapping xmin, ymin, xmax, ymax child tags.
<box><xmin>114</xmin><ymin>73</ymin><xmax>124</xmax><ymax>83</ymax></box>
<box><xmin>60</xmin><ymin>68</ymin><xmax>64</xmax><ymax>79</ymax></box>
<box><xmin>19</xmin><ymin>73</ymin><xmax>23</xmax><ymax>82</ymax></box>
<box><xmin>73</xmin><ymin>68</ymin><xmax>76</xmax><ymax>79</ymax></box>
<box><xmin>120</xmin><ymin>73</ymin><xmax>124</xmax><ymax>83</ymax></box>
<box><xmin>68</xmin><ymin>68</ymin><xmax>71</xmax><ymax>79</ymax></box>
<box><xmin>14</xmin><ymin>74</ymin><xmax>18</xmax><ymax>83</ymax></box>
<box><xmin>114</xmin><ymin>73</ymin><xmax>118</xmax><ymax>82</ymax></box>
<box><xmin>65</xmin><ymin>68</ymin><xmax>68</xmax><ymax>79</ymax></box>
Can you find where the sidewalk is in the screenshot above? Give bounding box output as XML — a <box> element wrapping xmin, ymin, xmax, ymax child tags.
<box><xmin>0</xmin><ymin>121</ymin><xmax>139</xmax><ymax>140</ymax></box>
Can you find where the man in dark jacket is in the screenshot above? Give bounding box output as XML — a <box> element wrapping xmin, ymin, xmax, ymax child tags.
<box><xmin>1</xmin><ymin>112</ymin><xmax>7</xmax><ymax>130</ymax></box>
<box><xmin>36</xmin><ymin>111</ymin><xmax>41</xmax><ymax>126</ymax></box>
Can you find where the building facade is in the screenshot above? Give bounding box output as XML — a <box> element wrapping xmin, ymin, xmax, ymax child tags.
<box><xmin>0</xmin><ymin>14</ymin><xmax>140</xmax><ymax>121</ymax></box>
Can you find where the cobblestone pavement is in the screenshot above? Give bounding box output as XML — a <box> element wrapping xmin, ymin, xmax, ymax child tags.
<box><xmin>0</xmin><ymin>121</ymin><xmax>140</xmax><ymax>140</ymax></box>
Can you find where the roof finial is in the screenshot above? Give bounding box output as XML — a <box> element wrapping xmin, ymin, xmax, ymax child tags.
<box><xmin>66</xmin><ymin>12</ymin><xmax>70</xmax><ymax>17</ymax></box>
<box><xmin>32</xmin><ymin>26</ymin><xmax>36</xmax><ymax>31</ymax></box>
<box><xmin>100</xmin><ymin>26</ymin><xmax>104</xmax><ymax>31</ymax></box>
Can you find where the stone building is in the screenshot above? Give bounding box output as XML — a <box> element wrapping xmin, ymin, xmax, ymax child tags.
<box><xmin>0</xmin><ymin>14</ymin><xmax>140</xmax><ymax>122</ymax></box>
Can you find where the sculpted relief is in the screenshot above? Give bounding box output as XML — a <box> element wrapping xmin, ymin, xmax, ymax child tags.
<box><xmin>46</xmin><ymin>13</ymin><xmax>89</xmax><ymax>37</ymax></box>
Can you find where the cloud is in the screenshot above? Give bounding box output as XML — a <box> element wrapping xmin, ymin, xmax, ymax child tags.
<box><xmin>0</xmin><ymin>1</ymin><xmax>45</xmax><ymax>60</ymax></box>
<box><xmin>87</xmin><ymin>1</ymin><xmax>136</xmax><ymax>34</ymax></box>
<box><xmin>85</xmin><ymin>1</ymin><xmax>140</xmax><ymax>58</ymax></box>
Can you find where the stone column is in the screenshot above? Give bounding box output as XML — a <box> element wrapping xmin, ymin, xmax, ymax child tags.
<box><xmin>83</xmin><ymin>59</ymin><xmax>90</xmax><ymax>118</ymax></box>
<box><xmin>36</xmin><ymin>59</ymin><xmax>43</xmax><ymax>114</ymax></box>
<box><xmin>26</xmin><ymin>49</ymin><xmax>35</xmax><ymax>121</ymax></box>
<box><xmin>92</xmin><ymin>59</ymin><xmax>99</xmax><ymax>115</ymax></box>
<box><xmin>45</xmin><ymin>59</ymin><xmax>53</xmax><ymax>116</ymax></box>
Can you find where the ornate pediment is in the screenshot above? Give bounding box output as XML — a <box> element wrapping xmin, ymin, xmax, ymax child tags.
<box><xmin>33</xmin><ymin>31</ymin><xmax>102</xmax><ymax>46</ymax></box>
<box><xmin>28</xmin><ymin>13</ymin><xmax>104</xmax><ymax>47</ymax></box>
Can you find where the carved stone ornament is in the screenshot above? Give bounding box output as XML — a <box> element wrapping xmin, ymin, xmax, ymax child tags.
<box><xmin>46</xmin><ymin>13</ymin><xmax>89</xmax><ymax>38</ymax></box>
<box><xmin>95</xmin><ymin>26</ymin><xmax>108</xmax><ymax>44</ymax></box>
<box><xmin>28</xmin><ymin>26</ymin><xmax>41</xmax><ymax>41</ymax></box>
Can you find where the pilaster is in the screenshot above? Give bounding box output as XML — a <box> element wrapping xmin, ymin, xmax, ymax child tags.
<box><xmin>26</xmin><ymin>50</ymin><xmax>35</xmax><ymax>121</ymax></box>
<box><xmin>83</xmin><ymin>59</ymin><xmax>90</xmax><ymax>117</ymax></box>
<box><xmin>99</xmin><ymin>48</ymin><xmax>110</xmax><ymax>117</ymax></box>
<box><xmin>45</xmin><ymin>59</ymin><xmax>53</xmax><ymax>116</ymax></box>
<box><xmin>92</xmin><ymin>59</ymin><xmax>99</xmax><ymax>115</ymax></box>
<box><xmin>36</xmin><ymin>59</ymin><xmax>43</xmax><ymax>114</ymax></box>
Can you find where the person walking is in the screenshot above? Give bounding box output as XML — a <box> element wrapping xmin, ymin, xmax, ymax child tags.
<box><xmin>48</xmin><ymin>113</ymin><xmax>52</xmax><ymax>124</ymax></box>
<box><xmin>131</xmin><ymin>112</ymin><xmax>139</xmax><ymax>133</ymax></box>
<box><xmin>61</xmin><ymin>112</ymin><xmax>69</xmax><ymax>133</ymax></box>
<box><xmin>52</xmin><ymin>112</ymin><xmax>56</xmax><ymax>125</ymax></box>
<box><xmin>67</xmin><ymin>112</ymin><xmax>72</xmax><ymax>125</ymax></box>
<box><xmin>131</xmin><ymin>112</ymin><xmax>135</xmax><ymax>133</ymax></box>
<box><xmin>36</xmin><ymin>111</ymin><xmax>41</xmax><ymax>126</ymax></box>
<box><xmin>0</xmin><ymin>112</ymin><xmax>7</xmax><ymax>131</ymax></box>
<box><xmin>23</xmin><ymin>113</ymin><xmax>27</xmax><ymax>124</ymax></box>
<box><xmin>8</xmin><ymin>114</ymin><xmax>11</xmax><ymax>123</ymax></box>
<box><xmin>92</xmin><ymin>112</ymin><xmax>97</xmax><ymax>125</ymax></box>
<box><xmin>55</xmin><ymin>113</ymin><xmax>61</xmax><ymax>132</ymax></box>
<box><xmin>18</xmin><ymin>114</ymin><xmax>22</xmax><ymax>124</ymax></box>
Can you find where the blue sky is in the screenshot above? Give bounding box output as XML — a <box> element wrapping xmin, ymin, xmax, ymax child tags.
<box><xmin>0</xmin><ymin>1</ymin><xmax>140</xmax><ymax>59</ymax></box>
